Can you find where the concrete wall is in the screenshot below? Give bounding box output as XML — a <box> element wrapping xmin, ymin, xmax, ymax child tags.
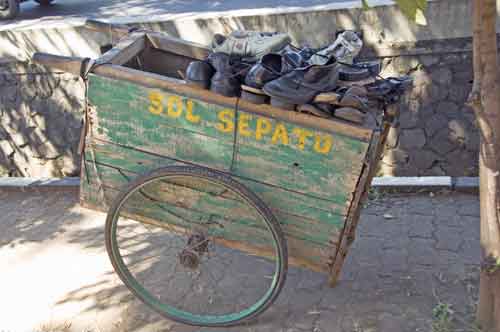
<box><xmin>0</xmin><ymin>0</ymin><xmax>482</xmax><ymax>177</ymax></box>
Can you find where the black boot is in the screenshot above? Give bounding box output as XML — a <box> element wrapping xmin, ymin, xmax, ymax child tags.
<box><xmin>185</xmin><ymin>60</ymin><xmax>215</xmax><ymax>89</ymax></box>
<box><xmin>245</xmin><ymin>50</ymin><xmax>306</xmax><ymax>89</ymax></box>
<box><xmin>244</xmin><ymin>53</ymin><xmax>282</xmax><ymax>89</ymax></box>
<box><xmin>262</xmin><ymin>62</ymin><xmax>341</xmax><ymax>105</ymax></box>
<box><xmin>208</xmin><ymin>52</ymin><xmax>242</xmax><ymax>97</ymax></box>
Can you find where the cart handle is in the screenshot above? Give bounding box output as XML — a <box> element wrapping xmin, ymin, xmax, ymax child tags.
<box><xmin>32</xmin><ymin>53</ymin><xmax>89</xmax><ymax>77</ymax></box>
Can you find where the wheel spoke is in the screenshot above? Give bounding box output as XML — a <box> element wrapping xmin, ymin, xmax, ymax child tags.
<box><xmin>105</xmin><ymin>166</ymin><xmax>287</xmax><ymax>326</ymax></box>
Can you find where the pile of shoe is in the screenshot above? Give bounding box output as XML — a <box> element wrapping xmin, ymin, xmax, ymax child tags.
<box><xmin>185</xmin><ymin>29</ymin><xmax>412</xmax><ymax>125</ymax></box>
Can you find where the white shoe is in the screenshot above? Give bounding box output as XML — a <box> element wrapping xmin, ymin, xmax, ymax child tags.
<box><xmin>211</xmin><ymin>30</ymin><xmax>291</xmax><ymax>61</ymax></box>
<box><xmin>309</xmin><ymin>30</ymin><xmax>363</xmax><ymax>65</ymax></box>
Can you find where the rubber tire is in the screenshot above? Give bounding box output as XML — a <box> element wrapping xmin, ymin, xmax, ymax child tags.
<box><xmin>0</xmin><ymin>0</ymin><xmax>19</xmax><ymax>19</ymax></box>
<box><xmin>105</xmin><ymin>165</ymin><xmax>288</xmax><ymax>327</ymax></box>
<box><xmin>35</xmin><ymin>0</ymin><xmax>53</xmax><ymax>5</ymax></box>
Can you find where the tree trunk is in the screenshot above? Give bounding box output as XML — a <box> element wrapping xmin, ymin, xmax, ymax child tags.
<box><xmin>471</xmin><ymin>1</ymin><xmax>500</xmax><ymax>331</ymax></box>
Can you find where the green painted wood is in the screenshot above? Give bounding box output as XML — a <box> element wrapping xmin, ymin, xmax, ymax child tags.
<box><xmin>83</xmin><ymin>158</ymin><xmax>340</xmax><ymax>246</ymax></box>
<box><xmin>84</xmin><ymin>141</ymin><xmax>349</xmax><ymax>219</ymax></box>
<box><xmin>83</xmin><ymin>74</ymin><xmax>373</xmax><ymax>271</ymax></box>
<box><xmin>88</xmin><ymin>75</ymin><xmax>369</xmax><ymax>204</ymax></box>
<box><xmin>82</xmin><ymin>174</ymin><xmax>331</xmax><ymax>268</ymax></box>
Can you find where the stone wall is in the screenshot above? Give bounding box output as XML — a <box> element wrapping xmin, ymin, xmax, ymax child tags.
<box><xmin>0</xmin><ymin>39</ymin><xmax>479</xmax><ymax>178</ymax></box>
<box><xmin>0</xmin><ymin>61</ymin><xmax>84</xmax><ymax>177</ymax></box>
<box><xmin>373</xmin><ymin>38</ymin><xmax>478</xmax><ymax>177</ymax></box>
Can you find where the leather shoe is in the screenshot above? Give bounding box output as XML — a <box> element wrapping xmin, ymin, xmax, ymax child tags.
<box><xmin>185</xmin><ymin>60</ymin><xmax>215</xmax><ymax>89</ymax></box>
<box><xmin>262</xmin><ymin>62</ymin><xmax>341</xmax><ymax>105</ymax></box>
<box><xmin>208</xmin><ymin>52</ymin><xmax>241</xmax><ymax>97</ymax></box>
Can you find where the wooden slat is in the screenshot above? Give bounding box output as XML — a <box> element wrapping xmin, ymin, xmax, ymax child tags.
<box><xmin>32</xmin><ymin>53</ymin><xmax>86</xmax><ymax>76</ymax></box>
<box><xmin>328</xmin><ymin>123</ymin><xmax>390</xmax><ymax>286</ymax></box>
<box><xmin>98</xmin><ymin>33</ymin><xmax>147</xmax><ymax>65</ymax></box>
<box><xmin>80</xmin><ymin>178</ymin><xmax>334</xmax><ymax>272</ymax></box>
<box><xmin>82</xmin><ymin>158</ymin><xmax>343</xmax><ymax>246</ymax></box>
<box><xmin>88</xmin><ymin>67</ymin><xmax>373</xmax><ymax>141</ymax></box>
<box><xmin>146</xmin><ymin>32</ymin><xmax>210</xmax><ymax>61</ymax></box>
<box><xmin>84</xmin><ymin>141</ymin><xmax>350</xmax><ymax>217</ymax></box>
<box><xmin>87</xmin><ymin>75</ymin><xmax>368</xmax><ymax>204</ymax></box>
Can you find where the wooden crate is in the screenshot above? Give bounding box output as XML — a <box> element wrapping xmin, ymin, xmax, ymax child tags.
<box><xmin>41</xmin><ymin>31</ymin><xmax>388</xmax><ymax>285</ymax></box>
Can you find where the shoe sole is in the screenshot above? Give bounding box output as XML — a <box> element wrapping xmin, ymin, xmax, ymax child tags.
<box><xmin>186</xmin><ymin>79</ymin><xmax>210</xmax><ymax>90</ymax></box>
<box><xmin>210</xmin><ymin>80</ymin><xmax>241</xmax><ymax>97</ymax></box>
<box><xmin>241</xmin><ymin>90</ymin><xmax>269</xmax><ymax>105</ymax></box>
<box><xmin>270</xmin><ymin>97</ymin><xmax>296</xmax><ymax>111</ymax></box>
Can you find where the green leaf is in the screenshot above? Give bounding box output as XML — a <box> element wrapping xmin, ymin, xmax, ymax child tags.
<box><xmin>361</xmin><ymin>0</ymin><xmax>370</xmax><ymax>10</ymax></box>
<box><xmin>394</xmin><ymin>0</ymin><xmax>428</xmax><ymax>26</ymax></box>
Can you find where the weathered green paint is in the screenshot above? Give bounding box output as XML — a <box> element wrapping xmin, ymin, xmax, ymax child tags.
<box><xmin>84</xmin><ymin>142</ymin><xmax>349</xmax><ymax>218</ymax></box>
<box><xmin>83</xmin><ymin>74</ymin><xmax>371</xmax><ymax>271</ymax></box>
<box><xmin>81</xmin><ymin>166</ymin><xmax>331</xmax><ymax>267</ymax></box>
<box><xmin>88</xmin><ymin>75</ymin><xmax>368</xmax><ymax>203</ymax></box>
<box><xmin>83</xmin><ymin>158</ymin><xmax>340</xmax><ymax>246</ymax></box>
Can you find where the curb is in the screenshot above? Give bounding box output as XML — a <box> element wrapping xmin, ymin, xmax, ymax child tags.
<box><xmin>0</xmin><ymin>177</ymin><xmax>80</xmax><ymax>190</ymax></box>
<box><xmin>371</xmin><ymin>176</ymin><xmax>479</xmax><ymax>193</ymax></box>
<box><xmin>0</xmin><ymin>176</ymin><xmax>479</xmax><ymax>192</ymax></box>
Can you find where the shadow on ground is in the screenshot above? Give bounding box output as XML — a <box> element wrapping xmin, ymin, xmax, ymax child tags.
<box><xmin>0</xmin><ymin>190</ymin><xmax>481</xmax><ymax>332</ymax></box>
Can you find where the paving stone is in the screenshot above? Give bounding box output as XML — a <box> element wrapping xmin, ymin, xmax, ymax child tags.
<box><xmin>378</xmin><ymin>312</ymin><xmax>407</xmax><ymax>332</ymax></box>
<box><xmin>351</xmin><ymin>238</ymin><xmax>384</xmax><ymax>266</ymax></box>
<box><xmin>459</xmin><ymin>239</ymin><xmax>480</xmax><ymax>266</ymax></box>
<box><xmin>458</xmin><ymin>201</ymin><xmax>480</xmax><ymax>217</ymax></box>
<box><xmin>459</xmin><ymin>215</ymin><xmax>480</xmax><ymax>240</ymax></box>
<box><xmin>0</xmin><ymin>178</ymin><xmax>482</xmax><ymax>331</ymax></box>
<box><xmin>408</xmin><ymin>238</ymin><xmax>438</xmax><ymax>266</ymax></box>
<box><xmin>406</xmin><ymin>197</ymin><xmax>435</xmax><ymax>216</ymax></box>
<box><xmin>357</xmin><ymin>214</ymin><xmax>386</xmax><ymax>238</ymax></box>
<box><xmin>408</xmin><ymin>215</ymin><xmax>434</xmax><ymax>238</ymax></box>
<box><xmin>435</xmin><ymin>225</ymin><xmax>464</xmax><ymax>252</ymax></box>
<box><xmin>381</xmin><ymin>248</ymin><xmax>409</xmax><ymax>273</ymax></box>
<box><xmin>316</xmin><ymin>312</ymin><xmax>343</xmax><ymax>332</ymax></box>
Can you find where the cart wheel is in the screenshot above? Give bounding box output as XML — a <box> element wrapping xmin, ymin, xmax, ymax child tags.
<box><xmin>105</xmin><ymin>165</ymin><xmax>288</xmax><ymax>327</ymax></box>
<box><xmin>0</xmin><ymin>0</ymin><xmax>19</xmax><ymax>19</ymax></box>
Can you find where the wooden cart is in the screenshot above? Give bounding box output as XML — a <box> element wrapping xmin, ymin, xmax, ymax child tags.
<box><xmin>34</xmin><ymin>25</ymin><xmax>394</xmax><ymax>327</ymax></box>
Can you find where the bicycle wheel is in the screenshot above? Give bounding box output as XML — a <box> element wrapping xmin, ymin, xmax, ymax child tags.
<box><xmin>105</xmin><ymin>165</ymin><xmax>288</xmax><ymax>327</ymax></box>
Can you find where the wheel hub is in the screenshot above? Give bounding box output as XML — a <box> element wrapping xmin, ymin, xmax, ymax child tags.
<box><xmin>179</xmin><ymin>233</ymin><xmax>209</xmax><ymax>270</ymax></box>
<box><xmin>179</xmin><ymin>249</ymin><xmax>199</xmax><ymax>270</ymax></box>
